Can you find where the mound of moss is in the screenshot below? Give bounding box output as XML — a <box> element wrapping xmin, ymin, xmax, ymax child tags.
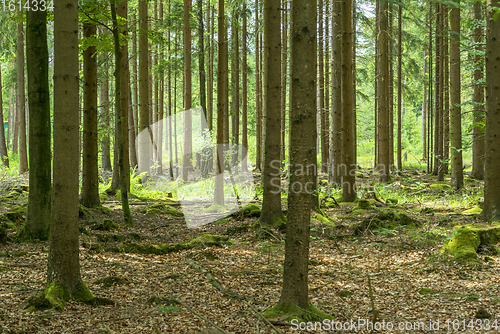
<box><xmin>350</xmin><ymin>199</ymin><xmax>375</xmax><ymax>215</ymax></box>
<box><xmin>92</xmin><ymin>218</ymin><xmax>118</xmax><ymax>231</ymax></box>
<box><xmin>354</xmin><ymin>210</ymin><xmax>421</xmax><ymax>235</ymax></box>
<box><xmin>142</xmin><ymin>203</ymin><xmax>184</xmax><ymax>217</ymax></box>
<box><xmin>262</xmin><ymin>302</ymin><xmax>334</xmax><ymax>324</ymax></box>
<box><xmin>111</xmin><ymin>234</ymin><xmax>231</xmax><ymax>255</ymax></box>
<box><xmin>242</xmin><ymin>204</ymin><xmax>262</xmax><ymax>217</ymax></box>
<box><xmin>442</xmin><ymin>223</ymin><xmax>500</xmax><ymax>261</ymax></box>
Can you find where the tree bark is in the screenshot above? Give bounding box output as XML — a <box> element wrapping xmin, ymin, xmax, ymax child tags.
<box><xmin>433</xmin><ymin>3</ymin><xmax>443</xmax><ymax>181</ymax></box>
<box><xmin>197</xmin><ymin>0</ymin><xmax>207</xmax><ymax>176</ymax></box>
<box><xmin>472</xmin><ymin>1</ymin><xmax>485</xmax><ymax>180</ymax></box>
<box><xmin>81</xmin><ymin>20</ymin><xmax>100</xmax><ymax>208</ymax></box>
<box><xmin>25</xmin><ymin>7</ymin><xmax>50</xmax><ymax>240</ymax></box>
<box><xmin>341</xmin><ymin>0</ymin><xmax>356</xmax><ymax>200</ymax></box>
<box><xmin>100</xmin><ymin>46</ymin><xmax>112</xmax><ymax>171</ymax></box>
<box><xmin>449</xmin><ymin>2</ymin><xmax>463</xmax><ymax>189</ymax></box>
<box><xmin>319</xmin><ymin>0</ymin><xmax>327</xmax><ymax>173</ymax></box>
<box><xmin>48</xmin><ymin>0</ymin><xmax>91</xmax><ymax>300</ymax></box>
<box><xmin>261</xmin><ymin>0</ymin><xmax>283</xmax><ymax>226</ymax></box>
<box><xmin>483</xmin><ymin>0</ymin><xmax>500</xmax><ymax>222</ymax></box>
<box><xmin>443</xmin><ymin>6</ymin><xmax>449</xmax><ymax>175</ymax></box>
<box><xmin>255</xmin><ymin>0</ymin><xmax>262</xmax><ymax>171</ymax></box>
<box><xmin>279</xmin><ymin>0</ymin><xmax>316</xmax><ymax>309</ymax></box>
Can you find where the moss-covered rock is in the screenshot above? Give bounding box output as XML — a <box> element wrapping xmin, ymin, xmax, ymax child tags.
<box><xmin>262</xmin><ymin>302</ymin><xmax>334</xmax><ymax>323</ymax></box>
<box><xmin>462</xmin><ymin>206</ymin><xmax>483</xmax><ymax>215</ymax></box>
<box><xmin>350</xmin><ymin>199</ymin><xmax>375</xmax><ymax>215</ymax></box>
<box><xmin>92</xmin><ymin>218</ymin><xmax>118</xmax><ymax>231</ymax></box>
<box><xmin>442</xmin><ymin>223</ymin><xmax>500</xmax><ymax>261</ymax></box>
<box><xmin>241</xmin><ymin>204</ymin><xmax>262</xmax><ymax>217</ymax></box>
<box><xmin>313</xmin><ymin>214</ymin><xmax>335</xmax><ymax>227</ymax></box>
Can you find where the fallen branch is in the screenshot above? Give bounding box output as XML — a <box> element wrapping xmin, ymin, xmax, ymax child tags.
<box><xmin>0</xmin><ymin>260</ymin><xmax>34</xmax><ymax>267</ymax></box>
<box><xmin>170</xmin><ymin>295</ymin><xmax>227</xmax><ymax>334</ymax></box>
<box><xmin>188</xmin><ymin>260</ymin><xmax>283</xmax><ymax>334</ymax></box>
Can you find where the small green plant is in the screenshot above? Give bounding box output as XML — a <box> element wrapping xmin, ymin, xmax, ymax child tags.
<box><xmin>157</xmin><ymin>305</ymin><xmax>180</xmax><ymax>313</ymax></box>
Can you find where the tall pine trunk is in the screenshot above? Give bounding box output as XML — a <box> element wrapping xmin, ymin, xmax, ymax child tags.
<box><xmin>138</xmin><ymin>0</ymin><xmax>150</xmax><ymax>175</ymax></box>
<box><xmin>17</xmin><ymin>21</ymin><xmax>28</xmax><ymax>174</ymax></box>
<box><xmin>472</xmin><ymin>1</ymin><xmax>484</xmax><ymax>180</ymax></box>
<box><xmin>0</xmin><ymin>69</ymin><xmax>8</xmax><ymax>167</ymax></box>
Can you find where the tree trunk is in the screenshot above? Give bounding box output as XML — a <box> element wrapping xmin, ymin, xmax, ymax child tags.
<box><xmin>81</xmin><ymin>20</ymin><xmax>100</xmax><ymax>208</ymax></box>
<box><xmin>12</xmin><ymin>89</ymin><xmax>18</xmax><ymax>155</ymax></box>
<box><xmin>433</xmin><ymin>3</ymin><xmax>443</xmax><ymax>181</ymax></box>
<box><xmin>261</xmin><ymin>0</ymin><xmax>283</xmax><ymax>227</ymax></box>
<box><xmin>443</xmin><ymin>6</ymin><xmax>449</xmax><ymax>175</ymax></box>
<box><xmin>197</xmin><ymin>0</ymin><xmax>207</xmax><ymax>176</ymax></box>
<box><xmin>0</xmin><ymin>69</ymin><xmax>9</xmax><ymax>167</ymax></box>
<box><xmin>241</xmin><ymin>3</ymin><xmax>248</xmax><ymax>173</ymax></box>
<box><xmin>183</xmin><ymin>0</ymin><xmax>192</xmax><ymax>181</ymax></box>
<box><xmin>132</xmin><ymin>13</ymin><xmax>139</xmax><ymax>167</ymax></box>
<box><xmin>318</xmin><ymin>0</ymin><xmax>327</xmax><ymax>173</ymax></box>
<box><xmin>215</xmin><ymin>0</ymin><xmax>227</xmax><ymax>205</ymax></box>
<box><xmin>329</xmin><ymin>0</ymin><xmax>342</xmax><ymax>185</ymax></box>
<box><xmin>483</xmin><ymin>0</ymin><xmax>500</xmax><ymax>222</ymax></box>
<box><xmin>422</xmin><ymin>52</ymin><xmax>427</xmax><ymax>160</ymax></box>
<box><xmin>342</xmin><ymin>0</ymin><xmax>356</xmax><ymax>200</ymax></box>
<box><xmin>280</xmin><ymin>0</ymin><xmax>287</xmax><ymax>166</ymax></box>
<box><xmin>111</xmin><ymin>0</ymin><xmax>133</xmax><ymax>225</ymax></box>
<box><xmin>17</xmin><ymin>21</ymin><xmax>28</xmax><ymax>174</ymax></box>
<box><xmin>25</xmin><ymin>7</ymin><xmax>50</xmax><ymax>240</ymax></box>
<box><xmin>396</xmin><ymin>4</ymin><xmax>402</xmax><ymax>172</ymax></box>
<box><xmin>230</xmin><ymin>12</ymin><xmax>239</xmax><ymax>166</ymax></box>
<box><xmin>472</xmin><ymin>1</ymin><xmax>485</xmax><ymax>180</ymax></box>
<box><xmin>255</xmin><ymin>0</ymin><xmax>262</xmax><ymax>171</ymax></box>
<box><xmin>377</xmin><ymin>1</ymin><xmax>390</xmax><ymax>182</ymax></box>
<box><xmin>388</xmin><ymin>5</ymin><xmax>394</xmax><ymax>170</ymax></box>
<box><xmin>47</xmin><ymin>0</ymin><xmax>93</xmax><ymax>303</ymax></box>
<box><xmin>100</xmin><ymin>49</ymin><xmax>112</xmax><ymax>171</ymax></box>
<box><xmin>449</xmin><ymin>2</ymin><xmax>463</xmax><ymax>189</ymax></box>
<box><xmin>138</xmin><ymin>0</ymin><xmax>150</xmax><ymax>175</ymax></box>
<box><xmin>279</xmin><ymin>0</ymin><xmax>316</xmax><ymax>309</ymax></box>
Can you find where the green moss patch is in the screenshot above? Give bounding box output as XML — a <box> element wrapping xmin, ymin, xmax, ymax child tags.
<box><xmin>24</xmin><ymin>282</ymin><xmax>94</xmax><ymax>312</ymax></box>
<box><xmin>313</xmin><ymin>214</ymin><xmax>335</xmax><ymax>227</ymax></box>
<box><xmin>225</xmin><ymin>223</ymin><xmax>251</xmax><ymax>235</ymax></box>
<box><xmin>241</xmin><ymin>204</ymin><xmax>262</xmax><ymax>217</ymax></box>
<box><xmin>430</xmin><ymin>182</ymin><xmax>451</xmax><ymax>190</ymax></box>
<box><xmin>462</xmin><ymin>206</ymin><xmax>483</xmax><ymax>215</ymax></box>
<box><xmin>111</xmin><ymin>234</ymin><xmax>231</xmax><ymax>255</ymax></box>
<box><xmin>441</xmin><ymin>223</ymin><xmax>500</xmax><ymax>262</ymax></box>
<box><xmin>337</xmin><ymin>290</ymin><xmax>354</xmax><ymax>298</ymax></box>
<box><xmin>416</xmin><ymin>287</ymin><xmax>438</xmax><ymax>295</ymax></box>
<box><xmin>92</xmin><ymin>218</ymin><xmax>118</xmax><ymax>231</ymax></box>
<box><xmin>142</xmin><ymin>203</ymin><xmax>184</xmax><ymax>217</ymax></box>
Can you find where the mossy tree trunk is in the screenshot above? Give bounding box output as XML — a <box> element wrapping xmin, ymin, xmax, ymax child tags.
<box><xmin>81</xmin><ymin>18</ymin><xmax>100</xmax><ymax>208</ymax></box>
<box><xmin>279</xmin><ymin>0</ymin><xmax>317</xmax><ymax>309</ymax></box>
<box><xmin>450</xmin><ymin>2</ymin><xmax>463</xmax><ymax>189</ymax></box>
<box><xmin>261</xmin><ymin>0</ymin><xmax>283</xmax><ymax>227</ymax></box>
<box><xmin>48</xmin><ymin>0</ymin><xmax>92</xmax><ymax>301</ymax></box>
<box><xmin>25</xmin><ymin>7</ymin><xmax>50</xmax><ymax>240</ymax></box>
<box><xmin>483</xmin><ymin>0</ymin><xmax>500</xmax><ymax>222</ymax></box>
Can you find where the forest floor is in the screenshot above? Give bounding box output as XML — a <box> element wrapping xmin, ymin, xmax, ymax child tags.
<box><xmin>1</xmin><ymin>168</ymin><xmax>499</xmax><ymax>333</ymax></box>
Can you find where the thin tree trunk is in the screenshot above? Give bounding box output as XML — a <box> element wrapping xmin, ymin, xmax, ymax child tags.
<box><xmin>241</xmin><ymin>3</ymin><xmax>248</xmax><ymax>173</ymax></box>
<box><xmin>388</xmin><ymin>4</ymin><xmax>394</xmax><ymax>170</ymax></box>
<box><xmin>443</xmin><ymin>6</ymin><xmax>449</xmax><ymax>175</ymax></box>
<box><xmin>422</xmin><ymin>52</ymin><xmax>427</xmax><ymax>161</ymax></box>
<box><xmin>329</xmin><ymin>0</ymin><xmax>341</xmax><ymax>185</ymax></box>
<box><xmin>81</xmin><ymin>20</ymin><xmax>100</xmax><ymax>208</ymax></box>
<box><xmin>319</xmin><ymin>0</ymin><xmax>327</xmax><ymax>173</ymax></box>
<box><xmin>472</xmin><ymin>1</ymin><xmax>485</xmax><ymax>180</ymax></box>
<box><xmin>449</xmin><ymin>2</ymin><xmax>463</xmax><ymax>189</ymax></box>
<box><xmin>0</xmin><ymin>69</ymin><xmax>9</xmax><ymax>167</ymax></box>
<box><xmin>12</xmin><ymin>89</ymin><xmax>18</xmax><ymax>155</ymax></box>
<box><xmin>255</xmin><ymin>0</ymin><xmax>261</xmax><ymax>171</ymax></box>
<box><xmin>397</xmin><ymin>4</ymin><xmax>402</xmax><ymax>172</ymax></box>
<box><xmin>17</xmin><ymin>21</ymin><xmax>28</xmax><ymax>174</ymax></box>
<box><xmin>434</xmin><ymin>3</ymin><xmax>443</xmax><ymax>181</ymax></box>
<box><xmin>138</xmin><ymin>0</ymin><xmax>150</xmax><ymax>175</ymax></box>
<box><xmin>280</xmin><ymin>0</ymin><xmax>287</xmax><ymax>166</ymax></box>
<box><xmin>100</xmin><ymin>51</ymin><xmax>112</xmax><ymax>171</ymax></box>
<box><xmin>183</xmin><ymin>0</ymin><xmax>192</xmax><ymax>181</ymax></box>
<box><xmin>111</xmin><ymin>0</ymin><xmax>133</xmax><ymax>225</ymax></box>
<box><xmin>197</xmin><ymin>0</ymin><xmax>207</xmax><ymax>176</ymax></box>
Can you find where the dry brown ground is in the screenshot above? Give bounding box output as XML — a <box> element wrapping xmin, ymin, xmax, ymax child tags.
<box><xmin>1</xmin><ymin>172</ymin><xmax>499</xmax><ymax>334</ymax></box>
